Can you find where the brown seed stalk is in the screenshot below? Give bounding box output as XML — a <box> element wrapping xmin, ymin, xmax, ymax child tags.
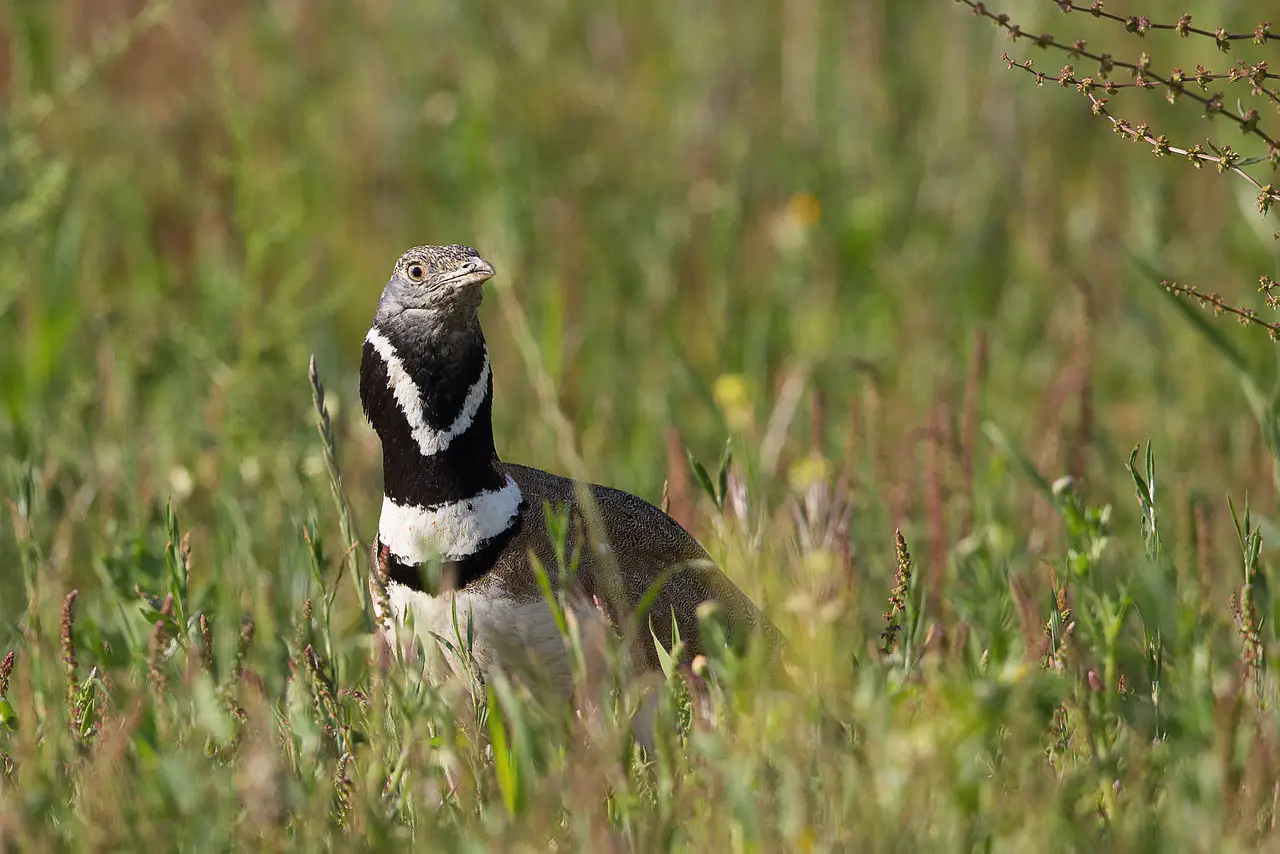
<box><xmin>0</xmin><ymin>650</ymin><xmax>14</xmax><ymax>697</ymax></box>
<box><xmin>333</xmin><ymin>751</ymin><xmax>354</xmax><ymax>828</ymax></box>
<box><xmin>148</xmin><ymin>594</ymin><xmax>174</xmax><ymax>693</ymax></box>
<box><xmin>881</xmin><ymin>529</ymin><xmax>914</xmax><ymax>655</ymax></box>
<box><xmin>61</xmin><ymin>590</ymin><xmax>80</xmax><ymax>725</ymax></box>
<box><xmin>198</xmin><ymin>613</ymin><xmax>214</xmax><ymax>674</ymax></box>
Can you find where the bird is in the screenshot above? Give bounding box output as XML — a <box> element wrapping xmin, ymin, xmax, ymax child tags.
<box><xmin>359</xmin><ymin>243</ymin><xmax>778</xmax><ymax>702</ymax></box>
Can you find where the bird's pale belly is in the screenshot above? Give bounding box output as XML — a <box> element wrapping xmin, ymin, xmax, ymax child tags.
<box><xmin>383</xmin><ymin>582</ymin><xmax>604</xmax><ymax>696</ymax></box>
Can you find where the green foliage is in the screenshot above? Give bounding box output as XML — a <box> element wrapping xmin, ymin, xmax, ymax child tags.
<box><xmin>4</xmin><ymin>0</ymin><xmax>1280</xmax><ymax>850</ymax></box>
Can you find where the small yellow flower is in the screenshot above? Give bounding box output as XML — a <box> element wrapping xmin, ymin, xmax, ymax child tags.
<box><xmin>785</xmin><ymin>192</ymin><xmax>821</xmax><ymax>227</ymax></box>
<box><xmin>772</xmin><ymin>192</ymin><xmax>822</xmax><ymax>251</ymax></box>
<box><xmin>712</xmin><ymin>373</ymin><xmax>754</xmax><ymax>433</ymax></box>
<box><xmin>787</xmin><ymin>452</ymin><xmax>831</xmax><ymax>493</ymax></box>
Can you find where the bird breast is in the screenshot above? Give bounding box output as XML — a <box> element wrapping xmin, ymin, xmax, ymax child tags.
<box><xmin>383</xmin><ymin>582</ymin><xmax>608</xmax><ymax>698</ymax></box>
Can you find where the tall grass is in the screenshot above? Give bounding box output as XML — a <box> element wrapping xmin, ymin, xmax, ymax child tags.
<box><xmin>2</xmin><ymin>0</ymin><xmax>1280</xmax><ymax>849</ymax></box>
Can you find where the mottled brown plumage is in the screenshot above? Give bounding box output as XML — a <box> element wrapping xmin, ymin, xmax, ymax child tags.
<box><xmin>373</xmin><ymin>461</ymin><xmax>778</xmax><ymax>674</ymax></box>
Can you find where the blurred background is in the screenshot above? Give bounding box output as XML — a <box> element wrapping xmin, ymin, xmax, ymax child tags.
<box><xmin>2</xmin><ymin>0</ymin><xmax>1278</xmax><ymax>634</ymax></box>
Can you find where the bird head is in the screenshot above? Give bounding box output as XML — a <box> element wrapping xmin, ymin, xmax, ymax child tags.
<box><xmin>374</xmin><ymin>244</ymin><xmax>496</xmax><ymax>330</ymax></box>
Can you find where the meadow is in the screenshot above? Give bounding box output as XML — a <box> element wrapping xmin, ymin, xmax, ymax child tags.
<box><xmin>2</xmin><ymin>0</ymin><xmax>1280</xmax><ymax>850</ymax></box>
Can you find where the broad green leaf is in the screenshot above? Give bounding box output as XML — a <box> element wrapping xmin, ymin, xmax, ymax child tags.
<box><xmin>0</xmin><ymin>697</ymin><xmax>16</xmax><ymax>730</ymax></box>
<box><xmin>688</xmin><ymin>453</ymin><xmax>718</xmax><ymax>507</ymax></box>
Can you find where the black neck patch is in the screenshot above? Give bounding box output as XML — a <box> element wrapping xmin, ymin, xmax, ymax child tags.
<box><xmin>360</xmin><ymin>323</ymin><xmax>506</xmax><ymax>507</ymax></box>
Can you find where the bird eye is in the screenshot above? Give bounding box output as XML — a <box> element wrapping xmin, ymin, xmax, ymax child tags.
<box><xmin>406</xmin><ymin>264</ymin><xmax>427</xmax><ymax>282</ymax></box>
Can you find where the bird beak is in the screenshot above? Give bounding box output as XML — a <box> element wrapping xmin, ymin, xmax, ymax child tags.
<box><xmin>442</xmin><ymin>257</ymin><xmax>495</xmax><ymax>288</ymax></box>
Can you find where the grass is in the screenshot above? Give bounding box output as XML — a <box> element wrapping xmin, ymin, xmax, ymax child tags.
<box><xmin>3</xmin><ymin>0</ymin><xmax>1280</xmax><ymax>849</ymax></box>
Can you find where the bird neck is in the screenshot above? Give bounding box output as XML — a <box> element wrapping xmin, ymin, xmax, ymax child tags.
<box><xmin>360</xmin><ymin>315</ymin><xmax>523</xmax><ymax>584</ymax></box>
